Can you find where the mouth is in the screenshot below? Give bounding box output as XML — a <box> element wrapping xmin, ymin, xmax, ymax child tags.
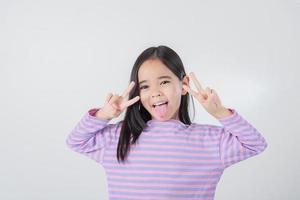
<box><xmin>151</xmin><ymin>101</ymin><xmax>169</xmax><ymax>118</ymax></box>
<box><xmin>152</xmin><ymin>101</ymin><xmax>168</xmax><ymax>108</ymax></box>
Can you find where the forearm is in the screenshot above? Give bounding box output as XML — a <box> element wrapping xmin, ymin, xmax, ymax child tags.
<box><xmin>66</xmin><ymin>108</ymin><xmax>110</xmax><ymax>152</ymax></box>
<box><xmin>218</xmin><ymin>109</ymin><xmax>268</xmax><ymax>168</ymax></box>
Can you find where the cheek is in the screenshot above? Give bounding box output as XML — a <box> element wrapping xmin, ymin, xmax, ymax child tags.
<box><xmin>168</xmin><ymin>87</ymin><xmax>182</xmax><ymax>104</ymax></box>
<box><xmin>140</xmin><ymin>93</ymin><xmax>148</xmax><ymax>106</ymax></box>
<box><xmin>168</xmin><ymin>86</ymin><xmax>181</xmax><ymax>97</ymax></box>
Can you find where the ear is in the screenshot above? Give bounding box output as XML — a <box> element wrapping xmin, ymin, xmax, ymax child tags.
<box><xmin>181</xmin><ymin>75</ymin><xmax>190</xmax><ymax>95</ymax></box>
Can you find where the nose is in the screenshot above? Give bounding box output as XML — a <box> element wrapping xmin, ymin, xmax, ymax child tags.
<box><xmin>151</xmin><ymin>84</ymin><xmax>162</xmax><ymax>98</ymax></box>
<box><xmin>152</xmin><ymin>93</ymin><xmax>161</xmax><ymax>98</ymax></box>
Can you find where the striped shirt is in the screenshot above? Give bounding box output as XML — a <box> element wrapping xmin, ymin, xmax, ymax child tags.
<box><xmin>66</xmin><ymin>108</ymin><xmax>267</xmax><ymax>200</ymax></box>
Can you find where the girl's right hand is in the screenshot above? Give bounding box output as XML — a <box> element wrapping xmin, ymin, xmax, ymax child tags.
<box><xmin>95</xmin><ymin>81</ymin><xmax>140</xmax><ymax>120</ymax></box>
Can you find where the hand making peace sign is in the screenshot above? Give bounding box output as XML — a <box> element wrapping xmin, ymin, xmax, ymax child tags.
<box><xmin>96</xmin><ymin>81</ymin><xmax>140</xmax><ymax>120</ymax></box>
<box><xmin>182</xmin><ymin>72</ymin><xmax>231</xmax><ymax>118</ymax></box>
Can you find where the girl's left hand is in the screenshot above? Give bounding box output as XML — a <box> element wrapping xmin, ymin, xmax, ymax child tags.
<box><xmin>182</xmin><ymin>72</ymin><xmax>232</xmax><ymax>119</ymax></box>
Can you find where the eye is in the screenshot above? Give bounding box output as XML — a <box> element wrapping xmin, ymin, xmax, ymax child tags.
<box><xmin>139</xmin><ymin>81</ymin><xmax>170</xmax><ymax>90</ymax></box>
<box><xmin>140</xmin><ymin>85</ymin><xmax>148</xmax><ymax>90</ymax></box>
<box><xmin>161</xmin><ymin>80</ymin><xmax>170</xmax><ymax>85</ymax></box>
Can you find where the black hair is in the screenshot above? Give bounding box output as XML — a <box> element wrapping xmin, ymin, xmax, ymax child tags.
<box><xmin>117</xmin><ymin>45</ymin><xmax>195</xmax><ymax>163</ymax></box>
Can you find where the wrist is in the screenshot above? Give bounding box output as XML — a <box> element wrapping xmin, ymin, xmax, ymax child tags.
<box><xmin>95</xmin><ymin>108</ymin><xmax>112</xmax><ymax>121</ymax></box>
<box><xmin>213</xmin><ymin>107</ymin><xmax>233</xmax><ymax>119</ymax></box>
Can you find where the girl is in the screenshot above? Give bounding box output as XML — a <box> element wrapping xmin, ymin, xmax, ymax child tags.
<box><xmin>66</xmin><ymin>45</ymin><xmax>268</xmax><ymax>200</ymax></box>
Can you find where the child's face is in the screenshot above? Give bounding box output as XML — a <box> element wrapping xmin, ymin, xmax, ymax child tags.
<box><xmin>138</xmin><ymin>59</ymin><xmax>189</xmax><ymax>121</ymax></box>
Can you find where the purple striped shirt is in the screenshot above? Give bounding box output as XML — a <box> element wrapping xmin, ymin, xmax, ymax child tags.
<box><xmin>66</xmin><ymin>108</ymin><xmax>267</xmax><ymax>200</ymax></box>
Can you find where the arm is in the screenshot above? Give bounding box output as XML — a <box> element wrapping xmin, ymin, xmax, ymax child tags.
<box><xmin>216</xmin><ymin>108</ymin><xmax>268</xmax><ymax>169</ymax></box>
<box><xmin>65</xmin><ymin>108</ymin><xmax>121</xmax><ymax>164</ymax></box>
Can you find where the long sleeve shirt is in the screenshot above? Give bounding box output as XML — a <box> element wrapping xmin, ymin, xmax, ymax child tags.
<box><xmin>66</xmin><ymin>108</ymin><xmax>268</xmax><ymax>200</ymax></box>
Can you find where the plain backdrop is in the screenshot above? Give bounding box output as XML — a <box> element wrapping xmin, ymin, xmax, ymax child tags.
<box><xmin>1</xmin><ymin>0</ymin><xmax>299</xmax><ymax>199</ymax></box>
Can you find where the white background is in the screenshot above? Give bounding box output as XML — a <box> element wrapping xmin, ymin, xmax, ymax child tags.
<box><xmin>1</xmin><ymin>0</ymin><xmax>299</xmax><ymax>199</ymax></box>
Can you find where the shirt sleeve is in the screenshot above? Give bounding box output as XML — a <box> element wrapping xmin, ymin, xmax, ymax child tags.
<box><xmin>217</xmin><ymin>108</ymin><xmax>268</xmax><ymax>169</ymax></box>
<box><xmin>65</xmin><ymin>108</ymin><xmax>121</xmax><ymax>165</ymax></box>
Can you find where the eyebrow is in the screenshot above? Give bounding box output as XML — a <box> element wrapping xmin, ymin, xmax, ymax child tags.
<box><xmin>139</xmin><ymin>75</ymin><xmax>172</xmax><ymax>85</ymax></box>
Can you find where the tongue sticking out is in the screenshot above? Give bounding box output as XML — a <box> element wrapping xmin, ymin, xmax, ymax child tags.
<box><xmin>154</xmin><ymin>103</ymin><xmax>168</xmax><ymax>118</ymax></box>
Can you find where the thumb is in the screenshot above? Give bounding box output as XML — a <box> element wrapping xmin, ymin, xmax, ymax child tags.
<box><xmin>105</xmin><ymin>92</ymin><xmax>113</xmax><ymax>103</ymax></box>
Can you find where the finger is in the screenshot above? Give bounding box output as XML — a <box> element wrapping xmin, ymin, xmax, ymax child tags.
<box><xmin>208</xmin><ymin>88</ymin><xmax>218</xmax><ymax>107</ymax></box>
<box><xmin>190</xmin><ymin>72</ymin><xmax>205</xmax><ymax>94</ymax></box>
<box><xmin>182</xmin><ymin>85</ymin><xmax>198</xmax><ymax>97</ymax></box>
<box><xmin>105</xmin><ymin>93</ymin><xmax>113</xmax><ymax>103</ymax></box>
<box><xmin>206</xmin><ymin>87</ymin><xmax>213</xmax><ymax>94</ymax></box>
<box><xmin>205</xmin><ymin>87</ymin><xmax>211</xmax><ymax>94</ymax></box>
<box><xmin>108</xmin><ymin>95</ymin><xmax>121</xmax><ymax>109</ymax></box>
<box><xmin>121</xmin><ymin>81</ymin><xmax>135</xmax><ymax>99</ymax></box>
<box><xmin>211</xmin><ymin>89</ymin><xmax>221</xmax><ymax>104</ymax></box>
<box><xmin>206</xmin><ymin>87</ymin><xmax>214</xmax><ymax>101</ymax></box>
<box><xmin>211</xmin><ymin>89</ymin><xmax>219</xmax><ymax>97</ymax></box>
<box><xmin>183</xmin><ymin>85</ymin><xmax>206</xmax><ymax>102</ymax></box>
<box><xmin>122</xmin><ymin>96</ymin><xmax>140</xmax><ymax>109</ymax></box>
<box><xmin>205</xmin><ymin>87</ymin><xmax>212</xmax><ymax>96</ymax></box>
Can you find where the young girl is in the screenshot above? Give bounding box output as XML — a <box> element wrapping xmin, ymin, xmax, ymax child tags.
<box><xmin>66</xmin><ymin>45</ymin><xmax>268</xmax><ymax>200</ymax></box>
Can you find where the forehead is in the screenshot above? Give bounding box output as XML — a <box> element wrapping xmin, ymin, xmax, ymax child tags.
<box><xmin>138</xmin><ymin>59</ymin><xmax>176</xmax><ymax>83</ymax></box>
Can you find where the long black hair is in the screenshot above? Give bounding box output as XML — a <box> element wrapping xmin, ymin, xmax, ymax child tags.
<box><xmin>117</xmin><ymin>45</ymin><xmax>195</xmax><ymax>163</ymax></box>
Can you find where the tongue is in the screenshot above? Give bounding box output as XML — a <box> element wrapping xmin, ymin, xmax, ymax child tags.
<box><xmin>154</xmin><ymin>103</ymin><xmax>167</xmax><ymax>118</ymax></box>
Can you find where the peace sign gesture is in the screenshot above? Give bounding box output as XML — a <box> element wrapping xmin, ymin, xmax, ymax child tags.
<box><xmin>95</xmin><ymin>81</ymin><xmax>140</xmax><ymax>120</ymax></box>
<box><xmin>182</xmin><ymin>72</ymin><xmax>231</xmax><ymax>119</ymax></box>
